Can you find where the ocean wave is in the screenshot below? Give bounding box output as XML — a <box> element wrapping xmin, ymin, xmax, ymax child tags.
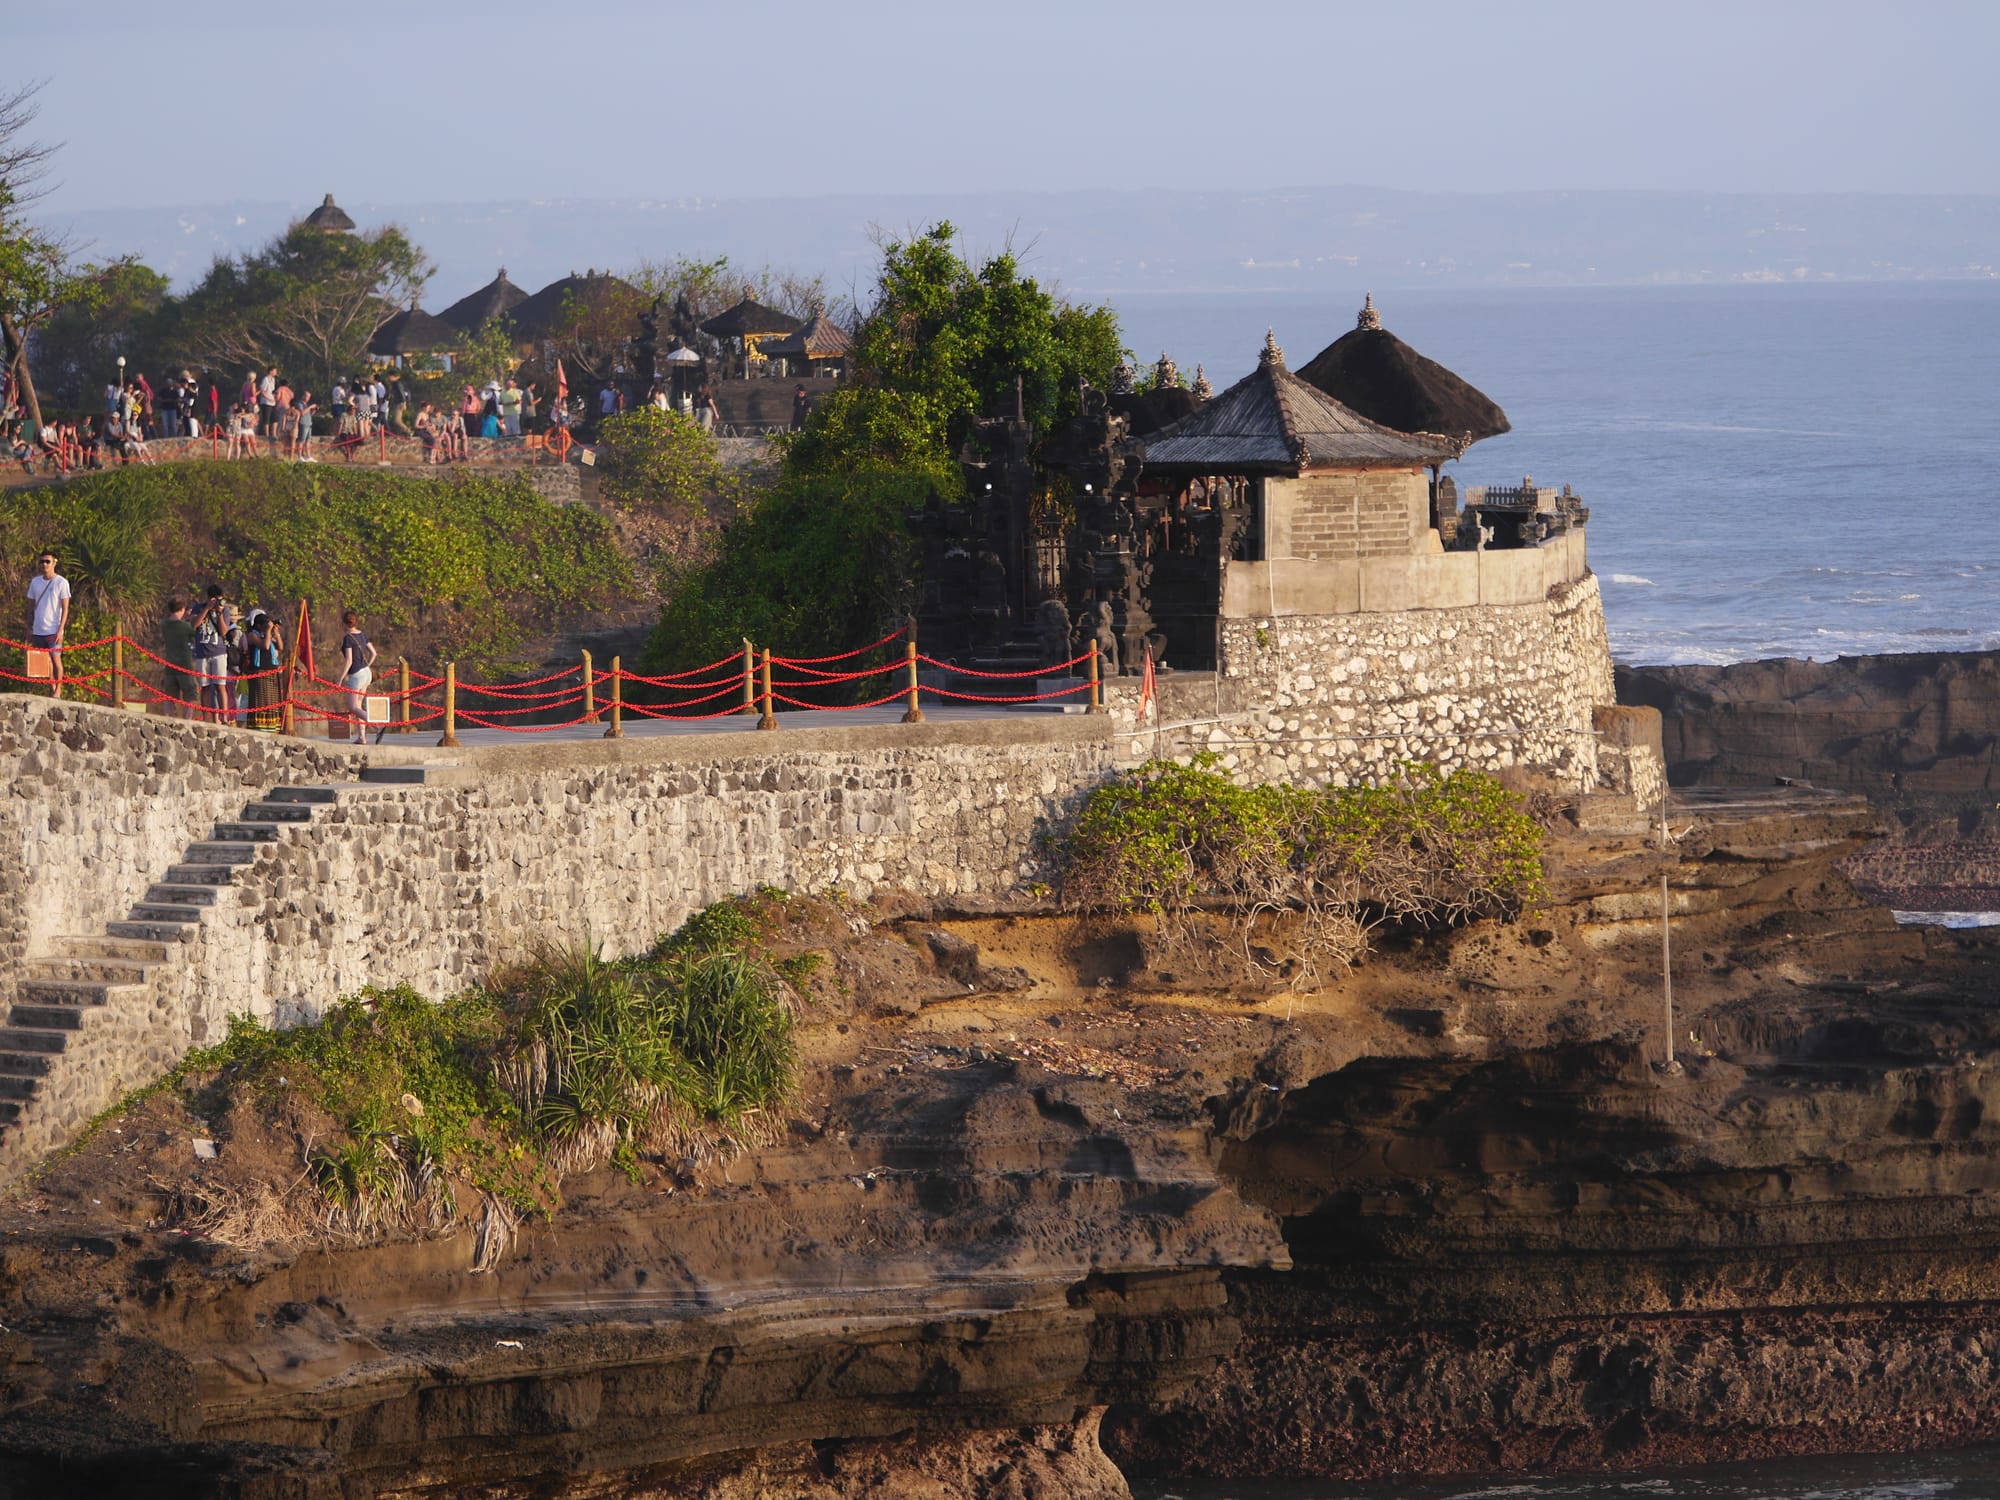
<box><xmin>1609</xmin><ymin>573</ymin><xmax>1656</xmax><ymax>586</ymax></box>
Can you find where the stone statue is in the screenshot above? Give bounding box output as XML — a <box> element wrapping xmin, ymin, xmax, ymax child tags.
<box><xmin>1035</xmin><ymin>598</ymin><xmax>1071</xmax><ymax>668</ymax></box>
<box><xmin>1090</xmin><ymin>600</ymin><xmax>1120</xmax><ymax>677</ymax></box>
<box><xmin>1153</xmin><ymin>352</ymin><xmax>1178</xmax><ymax>390</ymax></box>
<box><xmin>1110</xmin><ymin>357</ymin><xmax>1135</xmax><ymax>395</ymax></box>
<box><xmin>1190</xmin><ymin>364</ymin><xmax>1212</xmax><ymax>401</ymax></box>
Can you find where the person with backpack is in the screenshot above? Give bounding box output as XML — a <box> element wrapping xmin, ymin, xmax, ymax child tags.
<box><xmin>189</xmin><ymin>585</ymin><xmax>231</xmax><ymax>722</ymax></box>
<box><xmin>244</xmin><ymin>608</ymin><xmax>285</xmax><ymax>731</ymax></box>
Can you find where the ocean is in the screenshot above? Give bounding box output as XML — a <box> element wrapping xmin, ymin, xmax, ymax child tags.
<box><xmin>1129</xmin><ymin>1446</ymin><xmax>2000</xmax><ymax>1500</ymax></box>
<box><xmin>1111</xmin><ymin>283</ymin><xmax>2000</xmax><ymax>666</ymax></box>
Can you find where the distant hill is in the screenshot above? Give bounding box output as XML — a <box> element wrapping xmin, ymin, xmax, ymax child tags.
<box><xmin>40</xmin><ymin>187</ymin><xmax>2000</xmax><ymax>304</ymax></box>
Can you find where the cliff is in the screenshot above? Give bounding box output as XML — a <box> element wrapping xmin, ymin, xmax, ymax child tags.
<box><xmin>14</xmin><ymin>782</ymin><xmax>2000</xmax><ymax>1495</ymax></box>
<box><xmin>1619</xmin><ymin>651</ymin><xmax>2000</xmax><ymax>909</ymax></box>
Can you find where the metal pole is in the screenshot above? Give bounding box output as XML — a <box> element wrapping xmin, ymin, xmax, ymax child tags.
<box><xmin>604</xmin><ymin>657</ymin><xmax>625</xmax><ymax>738</ymax></box>
<box><xmin>757</xmin><ymin>648</ymin><xmax>777</xmax><ymax>731</ymax></box>
<box><xmin>582</xmin><ymin>648</ymin><xmax>596</xmax><ymax>722</ymax></box>
<box><xmin>901</xmin><ymin>637</ymin><xmax>925</xmax><ymax>724</ymax></box>
<box><xmin>1087</xmin><ymin>642</ymin><xmax>1103</xmax><ymax>714</ymax></box>
<box><xmin>439</xmin><ymin>661</ymin><xmax>460</xmax><ymax>748</ymax></box>
<box><xmin>111</xmin><ymin>621</ymin><xmax>124</xmax><ymax>710</ymax></box>
<box><xmin>738</xmin><ymin>638</ymin><xmax>756</xmax><ymax>714</ymax></box>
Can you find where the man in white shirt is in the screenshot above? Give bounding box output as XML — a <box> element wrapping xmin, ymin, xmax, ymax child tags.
<box><xmin>25</xmin><ymin>550</ymin><xmax>70</xmax><ymax>699</ymax></box>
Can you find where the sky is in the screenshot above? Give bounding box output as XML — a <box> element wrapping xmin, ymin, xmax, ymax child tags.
<box><xmin>18</xmin><ymin>0</ymin><xmax>2000</xmax><ymax>213</ymax></box>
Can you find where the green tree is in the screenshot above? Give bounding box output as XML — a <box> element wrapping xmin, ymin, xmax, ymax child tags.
<box><xmin>171</xmin><ymin>218</ymin><xmax>430</xmax><ymax>392</ymax></box>
<box><xmin>30</xmin><ymin>260</ymin><xmax>172</xmax><ymax>409</ymax></box>
<box><xmin>0</xmin><ymin>83</ymin><xmax>102</xmax><ymax>430</ymax></box>
<box><xmin>783</xmin><ymin>223</ymin><xmax>1121</xmax><ymax>487</ymax></box>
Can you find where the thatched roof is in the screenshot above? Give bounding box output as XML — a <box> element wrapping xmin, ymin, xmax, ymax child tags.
<box><xmin>1111</xmin><ymin>386</ymin><xmax>1200</xmax><ymax>437</ymax></box>
<box><xmin>755</xmin><ymin>313</ymin><xmax>851</xmax><ymax>360</ymax></box>
<box><xmin>507</xmin><ymin>270</ymin><xmax>639</xmax><ymax>339</ymax></box>
<box><xmin>1142</xmin><ymin>331</ymin><xmax>1455</xmax><ymax>473</ymax></box>
<box><xmin>302</xmin><ymin>193</ymin><xmax>355</xmax><ymax>232</ymax></box>
<box><xmin>368</xmin><ymin>307</ymin><xmax>460</xmax><ymax>357</ymax></box>
<box><xmin>701</xmin><ymin>291</ymin><xmax>805</xmax><ymax>340</ymax></box>
<box><xmin>1296</xmin><ymin>295</ymin><xmax>1510</xmax><ymax>450</ymax></box>
<box><xmin>437</xmin><ymin>268</ymin><xmax>528</xmax><ymax>333</ymax></box>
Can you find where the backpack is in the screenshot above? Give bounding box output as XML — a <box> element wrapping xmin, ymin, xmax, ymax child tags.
<box><xmin>194</xmin><ymin>604</ymin><xmax>224</xmax><ymax>652</ymax></box>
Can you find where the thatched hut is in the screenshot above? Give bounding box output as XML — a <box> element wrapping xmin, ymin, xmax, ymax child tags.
<box><xmin>700</xmin><ymin>292</ymin><xmax>805</xmax><ymax>375</ymax></box>
<box><xmin>437</xmin><ymin>269</ymin><xmax>529</xmax><ymax>334</ymax></box>
<box><xmin>368</xmin><ymin>306</ymin><xmax>461</xmax><ymax>366</ymax></box>
<box><xmin>753</xmin><ymin>312</ymin><xmax>851</xmax><ymax>376</ymax></box>
<box><xmin>302</xmin><ymin>193</ymin><xmax>355</xmax><ymax>233</ymax></box>
<box><xmin>1296</xmin><ymin>294</ymin><xmax>1510</xmax><ymax>452</ymax></box>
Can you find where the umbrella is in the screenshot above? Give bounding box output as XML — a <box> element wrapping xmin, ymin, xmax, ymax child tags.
<box><xmin>664</xmin><ymin>347</ymin><xmax>701</xmax><ymax>365</ymax></box>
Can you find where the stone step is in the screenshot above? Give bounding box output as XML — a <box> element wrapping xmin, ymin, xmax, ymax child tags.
<box><xmin>164</xmin><ymin>862</ymin><xmax>239</xmax><ymax>887</ymax></box>
<box><xmin>212</xmin><ymin>822</ymin><xmax>285</xmax><ymax>843</ymax></box>
<box><xmin>0</xmin><ymin>1049</ymin><xmax>57</xmax><ymax>1077</ymax></box>
<box><xmin>267</xmin><ymin>785</ymin><xmax>341</xmax><ymax>804</ymax></box>
<box><xmin>0</xmin><ymin>1075</ymin><xmax>41</xmax><ymax>1101</ymax></box>
<box><xmin>183</xmin><ymin>841</ymin><xmax>261</xmax><ymax>866</ymax></box>
<box><xmin>9</xmin><ymin>1004</ymin><xmax>90</xmax><ymax>1032</ymax></box>
<box><xmin>144</xmin><ymin>883</ymin><xmax>223</xmax><ymax>909</ymax></box>
<box><xmin>53</xmin><ymin>935</ymin><xmax>173</xmax><ymax>963</ymax></box>
<box><xmin>127</xmin><ymin>903</ymin><xmax>210</xmax><ymax>926</ymax></box>
<box><xmin>241</xmin><ymin>801</ymin><xmax>315</xmax><ymax>823</ymax></box>
<box><xmin>24</xmin><ymin>955</ymin><xmax>155</xmax><ymax>985</ymax></box>
<box><xmin>108</xmin><ymin>918</ymin><xmax>201</xmax><ymax>942</ymax></box>
<box><xmin>20</xmin><ymin>979</ymin><xmax>140</xmax><ymax>1007</ymax></box>
<box><xmin>0</xmin><ymin>1100</ymin><xmax>20</xmax><ymax>1125</ymax></box>
<box><xmin>361</xmin><ymin>764</ymin><xmax>450</xmax><ymax>785</ymax></box>
<box><xmin>0</xmin><ymin>1027</ymin><xmax>71</xmax><ymax>1055</ymax></box>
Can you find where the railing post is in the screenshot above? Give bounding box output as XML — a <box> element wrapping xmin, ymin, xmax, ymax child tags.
<box><xmin>1087</xmin><ymin>642</ymin><xmax>1104</xmax><ymax>714</ymax></box>
<box><xmin>439</xmin><ymin>661</ymin><xmax>461</xmax><ymax>748</ymax></box>
<box><xmin>582</xmin><ymin>648</ymin><xmax>597</xmax><ymax>722</ymax></box>
<box><xmin>397</xmin><ymin>657</ymin><xmax>411</xmax><ymax>733</ymax></box>
<box><xmin>111</xmin><ymin>620</ymin><xmax>124</xmax><ymax>711</ymax></box>
<box><xmin>757</xmin><ymin>648</ymin><xmax>778</xmax><ymax>731</ymax></box>
<box><xmin>603</xmin><ymin>657</ymin><xmax>625</xmax><ymax>738</ymax></box>
<box><xmin>901</xmin><ymin>637</ymin><xmax>925</xmax><ymax>724</ymax></box>
<box><xmin>737</xmin><ymin>638</ymin><xmax>756</xmax><ymax>714</ymax></box>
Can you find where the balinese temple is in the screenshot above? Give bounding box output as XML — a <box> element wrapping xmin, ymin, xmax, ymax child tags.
<box><xmin>367</xmin><ymin>305</ymin><xmax>461</xmax><ymax>366</ymax></box>
<box><xmin>437</xmin><ymin>268</ymin><xmax>529</xmax><ymax>333</ymax></box>
<box><xmin>700</xmin><ymin>292</ymin><xmax>806</xmax><ymax>376</ymax></box>
<box><xmin>302</xmin><ymin>193</ymin><xmax>355</xmax><ymax>233</ymax></box>
<box><xmin>753</xmin><ymin>313</ymin><xmax>852</xmax><ymax>378</ymax></box>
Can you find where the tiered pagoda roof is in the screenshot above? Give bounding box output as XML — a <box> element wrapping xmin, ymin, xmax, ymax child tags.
<box><xmin>755</xmin><ymin>312</ymin><xmax>851</xmax><ymax>361</ymax></box>
<box><xmin>700</xmin><ymin>291</ymin><xmax>805</xmax><ymax>341</ymax></box>
<box><xmin>1296</xmin><ymin>294</ymin><xmax>1510</xmax><ymax>451</ymax></box>
<box><xmin>302</xmin><ymin>193</ymin><xmax>355</xmax><ymax>232</ymax></box>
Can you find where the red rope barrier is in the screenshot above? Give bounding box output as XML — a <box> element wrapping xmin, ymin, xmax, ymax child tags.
<box><xmin>769</xmin><ymin>627</ymin><xmax>903</xmax><ymax>666</ymax></box>
<box><xmin>916</xmin><ymin>649</ymin><xmax>1096</xmax><ymax>678</ymax></box>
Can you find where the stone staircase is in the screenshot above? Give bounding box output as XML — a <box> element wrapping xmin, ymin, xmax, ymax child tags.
<box><xmin>0</xmin><ymin>768</ymin><xmax>444</xmax><ymax>1163</ymax></box>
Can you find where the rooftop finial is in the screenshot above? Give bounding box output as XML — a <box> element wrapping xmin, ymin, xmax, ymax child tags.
<box><xmin>1191</xmin><ymin>363</ymin><xmax>1212</xmax><ymax>401</ymax></box>
<box><xmin>1357</xmin><ymin>292</ymin><xmax>1381</xmax><ymax>331</ymax></box>
<box><xmin>1261</xmin><ymin>328</ymin><xmax>1285</xmax><ymax>367</ymax></box>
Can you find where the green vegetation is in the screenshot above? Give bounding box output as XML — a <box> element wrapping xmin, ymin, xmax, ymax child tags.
<box><xmin>118</xmin><ymin>897</ymin><xmax>802</xmax><ymax>1241</ymax></box>
<box><xmin>0</xmin><ymin>461</ymin><xmax>631</xmax><ymax>674</ymax></box>
<box><xmin>1056</xmin><ymin>756</ymin><xmax>1548</xmax><ymax>978</ymax></box>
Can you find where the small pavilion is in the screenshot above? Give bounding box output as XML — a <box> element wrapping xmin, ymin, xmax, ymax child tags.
<box><xmin>437</xmin><ymin>269</ymin><xmax>529</xmax><ymax>334</ymax></box>
<box><xmin>302</xmin><ymin>193</ymin><xmax>355</xmax><ymax>233</ymax></box>
<box><xmin>368</xmin><ymin>306</ymin><xmax>461</xmax><ymax>368</ymax></box>
<box><xmin>753</xmin><ymin>313</ymin><xmax>851</xmax><ymax>378</ymax></box>
<box><xmin>700</xmin><ymin>291</ymin><xmax>805</xmax><ymax>377</ymax></box>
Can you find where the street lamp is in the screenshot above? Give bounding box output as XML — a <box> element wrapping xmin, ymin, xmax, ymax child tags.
<box><xmin>116</xmin><ymin>355</ymin><xmax>126</xmax><ymax>391</ymax></box>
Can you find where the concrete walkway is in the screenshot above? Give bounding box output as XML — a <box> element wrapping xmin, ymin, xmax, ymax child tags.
<box><xmin>372</xmin><ymin>701</ymin><xmax>1090</xmax><ymax>751</ymax></box>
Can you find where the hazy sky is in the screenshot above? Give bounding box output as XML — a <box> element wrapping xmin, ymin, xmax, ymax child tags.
<box><xmin>20</xmin><ymin>0</ymin><xmax>2000</xmax><ymax>212</ymax></box>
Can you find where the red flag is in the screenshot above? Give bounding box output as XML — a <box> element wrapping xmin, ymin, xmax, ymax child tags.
<box><xmin>1138</xmin><ymin>643</ymin><xmax>1156</xmax><ymax>719</ymax></box>
<box><xmin>553</xmin><ymin>358</ymin><xmax>568</xmax><ymax>413</ymax></box>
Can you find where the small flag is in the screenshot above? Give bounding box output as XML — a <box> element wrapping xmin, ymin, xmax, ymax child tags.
<box><xmin>1138</xmin><ymin>643</ymin><xmax>1156</xmax><ymax>719</ymax></box>
<box><xmin>553</xmin><ymin>358</ymin><xmax>568</xmax><ymax>412</ymax></box>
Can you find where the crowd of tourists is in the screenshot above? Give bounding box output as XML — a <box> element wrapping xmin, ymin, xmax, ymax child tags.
<box><xmin>23</xmin><ymin>552</ymin><xmax>379</xmax><ymax>743</ymax></box>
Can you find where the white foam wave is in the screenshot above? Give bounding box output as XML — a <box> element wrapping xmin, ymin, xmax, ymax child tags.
<box><xmin>1609</xmin><ymin>574</ymin><xmax>1656</xmax><ymax>586</ymax></box>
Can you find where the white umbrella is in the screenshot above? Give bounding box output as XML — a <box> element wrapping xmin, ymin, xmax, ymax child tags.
<box><xmin>664</xmin><ymin>347</ymin><xmax>701</xmax><ymax>365</ymax></box>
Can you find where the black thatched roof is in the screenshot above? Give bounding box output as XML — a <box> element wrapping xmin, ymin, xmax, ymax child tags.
<box><xmin>755</xmin><ymin>312</ymin><xmax>851</xmax><ymax>360</ymax></box>
<box><xmin>368</xmin><ymin>307</ymin><xmax>460</xmax><ymax>357</ymax></box>
<box><xmin>1296</xmin><ymin>295</ymin><xmax>1510</xmax><ymax>450</ymax></box>
<box><xmin>303</xmin><ymin>193</ymin><xmax>355</xmax><ymax>232</ymax></box>
<box><xmin>507</xmin><ymin>270</ymin><xmax>639</xmax><ymax>339</ymax></box>
<box><xmin>1111</xmin><ymin>386</ymin><xmax>1200</xmax><ymax>437</ymax></box>
<box><xmin>437</xmin><ymin>269</ymin><xmax>529</xmax><ymax>333</ymax></box>
<box><xmin>701</xmin><ymin>291</ymin><xmax>805</xmax><ymax>340</ymax></box>
<box><xmin>1142</xmin><ymin>331</ymin><xmax>1454</xmax><ymax>472</ymax></box>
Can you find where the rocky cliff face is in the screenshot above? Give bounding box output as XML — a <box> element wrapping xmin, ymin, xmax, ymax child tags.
<box><xmin>1618</xmin><ymin>651</ymin><xmax>2000</xmax><ymax>907</ymax></box>
<box><xmin>6</xmin><ymin>786</ymin><xmax>1996</xmax><ymax>1496</ymax></box>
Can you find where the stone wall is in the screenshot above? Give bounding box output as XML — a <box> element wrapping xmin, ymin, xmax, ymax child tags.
<box><xmin>1268</xmin><ymin>470</ymin><xmax>1426</xmax><ymax>562</ymax></box>
<box><xmin>1111</xmin><ymin>573</ymin><xmax>1627</xmax><ymax>795</ymax></box>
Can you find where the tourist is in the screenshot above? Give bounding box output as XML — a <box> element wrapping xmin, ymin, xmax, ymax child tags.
<box><xmin>459</xmin><ymin>384</ymin><xmax>482</xmax><ymax>437</ymax></box>
<box><xmin>522</xmin><ymin>381</ymin><xmax>538</xmax><ymax>434</ymax></box>
<box><xmin>24</xmin><ymin>550</ymin><xmax>69</xmax><ymax>700</ymax></box>
<box><xmin>295</xmin><ymin>390</ymin><xmax>317</xmax><ymax>460</ymax></box>
<box><xmin>480</xmin><ymin>387</ymin><xmax>501</xmax><ymax>439</ymax></box>
<box><xmin>189</xmin><ymin>585</ymin><xmax>230</xmax><ymax>722</ymax></box>
<box><xmin>698</xmin><ymin>382</ymin><xmax>719</xmax><ymax>433</ymax></box>
<box><xmin>258</xmin><ymin>367</ymin><xmax>277</xmax><ymax>436</ymax></box>
<box><xmin>244</xmin><ymin>609</ymin><xmax>284</xmax><ymax>731</ymax></box>
<box><xmin>239</xmin><ymin>371</ymin><xmax>257</xmax><ymax>414</ymax></box>
<box><xmin>159</xmin><ymin>596</ymin><xmax>196</xmax><ymax>719</ymax></box>
<box><xmin>102</xmin><ymin>379</ymin><xmax>119</xmax><ymax>422</ymax></box>
<box><xmin>792</xmin><ymin>383</ymin><xmax>810</xmax><ymax>431</ymax></box>
<box><xmin>355</xmin><ymin>379</ymin><xmax>378</xmax><ymax>435</ymax></box>
<box><xmin>135</xmin><ymin>372</ymin><xmax>156</xmax><ymax>438</ymax></box>
<box><xmin>206</xmin><ymin>379</ymin><xmax>220</xmax><ymax>438</ymax></box>
<box><xmin>175</xmin><ymin>374</ymin><xmax>196</xmax><ymax>439</ymax></box>
<box><xmin>226</xmin><ymin>403</ymin><xmax>258</xmax><ymax>459</ymax></box>
<box><xmin>330</xmin><ymin>378</ymin><xmax>349</xmax><ymax>428</ymax></box>
<box><xmin>389</xmin><ymin>374</ymin><xmax>411</xmax><ymax>435</ymax></box>
<box><xmin>338</xmin><ymin>610</ymin><xmax>377</xmax><ymax>745</ymax></box>
<box><xmin>598</xmin><ymin>383</ymin><xmax>615</xmax><ymax>422</ymax></box>
<box><xmin>500</xmin><ymin>376</ymin><xmax>522</xmax><ymax>436</ymax></box>
<box><xmin>224</xmin><ymin>606</ymin><xmax>249</xmax><ymax>723</ymax></box>
<box><xmin>444</xmin><ymin>403</ymin><xmax>467</xmax><ymax>462</ymax></box>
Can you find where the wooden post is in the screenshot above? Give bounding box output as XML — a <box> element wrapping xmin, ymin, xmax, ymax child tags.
<box><xmin>604</xmin><ymin>657</ymin><xmax>625</xmax><ymax>738</ymax></box>
<box><xmin>737</xmin><ymin>638</ymin><xmax>756</xmax><ymax>714</ymax></box>
<box><xmin>757</xmin><ymin>648</ymin><xmax>777</xmax><ymax>731</ymax></box>
<box><xmin>397</xmin><ymin>658</ymin><xmax>410</xmax><ymax>733</ymax></box>
<box><xmin>1660</xmin><ymin>795</ymin><xmax>1675</xmax><ymax>1070</ymax></box>
<box><xmin>1087</xmin><ymin>642</ymin><xmax>1104</xmax><ymax>714</ymax></box>
<box><xmin>901</xmin><ymin>638</ymin><xmax>925</xmax><ymax>724</ymax></box>
<box><xmin>439</xmin><ymin>661</ymin><xmax>460</xmax><ymax>748</ymax></box>
<box><xmin>582</xmin><ymin>648</ymin><xmax>597</xmax><ymax>722</ymax></box>
<box><xmin>111</xmin><ymin>620</ymin><xmax>124</xmax><ymax>711</ymax></box>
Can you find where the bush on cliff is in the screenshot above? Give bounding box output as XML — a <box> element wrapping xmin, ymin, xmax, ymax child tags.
<box><xmin>0</xmin><ymin>461</ymin><xmax>631</xmax><ymax>674</ymax></box>
<box><xmin>1055</xmin><ymin>756</ymin><xmax>1547</xmax><ymax>979</ymax></box>
<box><xmin>116</xmin><ymin>897</ymin><xmax>799</xmax><ymax>1252</ymax></box>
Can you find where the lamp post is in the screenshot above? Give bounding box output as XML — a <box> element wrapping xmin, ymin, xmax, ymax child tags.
<box><xmin>116</xmin><ymin>355</ymin><xmax>126</xmax><ymax>393</ymax></box>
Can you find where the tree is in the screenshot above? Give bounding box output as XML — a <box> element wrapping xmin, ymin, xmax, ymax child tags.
<box><xmin>30</xmin><ymin>260</ymin><xmax>171</xmax><ymax>408</ymax></box>
<box><xmin>0</xmin><ymin>82</ymin><xmax>99</xmax><ymax>430</ymax></box>
<box><xmin>783</xmin><ymin>222</ymin><xmax>1121</xmax><ymax>488</ymax></box>
<box><xmin>172</xmin><ymin>219</ymin><xmax>430</xmax><ymax>392</ymax></box>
